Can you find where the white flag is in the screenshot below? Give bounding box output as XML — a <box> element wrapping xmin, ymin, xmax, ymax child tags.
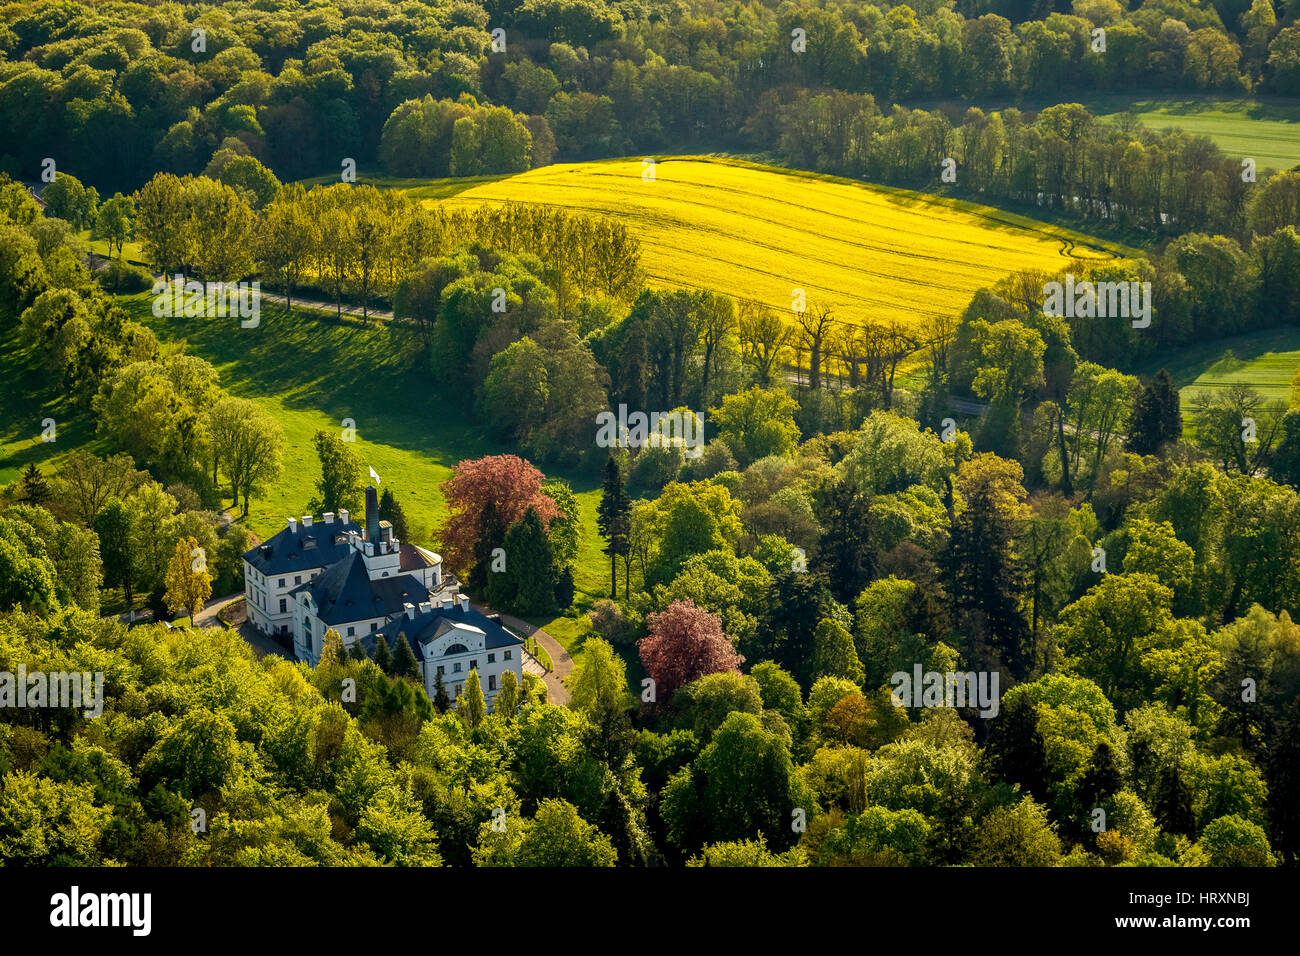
<box><xmin>369</xmin><ymin>466</ymin><xmax>381</xmax><ymax>484</ymax></box>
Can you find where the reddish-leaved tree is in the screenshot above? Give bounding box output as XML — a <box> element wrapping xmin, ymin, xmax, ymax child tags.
<box><xmin>639</xmin><ymin>599</ymin><xmax>743</xmax><ymax>701</ymax></box>
<box><xmin>440</xmin><ymin>455</ymin><xmax>560</xmax><ymax>574</ymax></box>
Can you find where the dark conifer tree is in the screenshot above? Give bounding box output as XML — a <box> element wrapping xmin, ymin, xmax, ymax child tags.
<box><xmin>18</xmin><ymin>463</ymin><xmax>50</xmax><ymax>506</ymax></box>
<box><xmin>1262</xmin><ymin>698</ymin><xmax>1300</xmax><ymax>866</ymax></box>
<box><xmin>1077</xmin><ymin>740</ymin><xmax>1123</xmax><ymax>812</ymax></box>
<box><xmin>1127</xmin><ymin>369</ymin><xmax>1182</xmax><ymax>455</ymax></box>
<box><xmin>469</xmin><ymin>498</ymin><xmax>506</xmax><ymax>597</ymax></box>
<box><xmin>813</xmin><ymin>478</ymin><xmax>875</xmax><ymax>604</ymax></box>
<box><xmin>1153</xmin><ymin>761</ymin><xmax>1196</xmax><ymax>836</ymax></box>
<box><xmin>378</xmin><ymin>487</ymin><xmax>410</xmax><ymax>540</ymax></box>
<box><xmin>373</xmin><ymin>633</ymin><xmax>392</xmax><ymax>674</ymax></box>
<box><xmin>596</xmin><ymin>454</ymin><xmax>631</xmax><ymax>598</ymax></box>
<box><xmin>503</xmin><ymin>506</ymin><xmax>558</xmax><ymax>615</ymax></box>
<box><xmin>752</xmin><ymin>570</ymin><xmax>840</xmax><ymax>689</ymax></box>
<box><xmin>433</xmin><ymin>670</ymin><xmax>450</xmax><ymax>713</ymax></box>
<box><xmin>943</xmin><ymin>479</ymin><xmax>1030</xmax><ymax>677</ymax></box>
<box><xmin>554</xmin><ymin>563</ymin><xmax>576</xmax><ymax>610</ymax></box>
<box><xmin>1270</xmin><ymin>410</ymin><xmax>1300</xmax><ymax>489</ymax></box>
<box><xmin>392</xmin><ymin>632</ymin><xmax>421</xmax><ymax>680</ymax></box>
<box><xmin>984</xmin><ymin>694</ymin><xmax>1050</xmax><ymax>801</ymax></box>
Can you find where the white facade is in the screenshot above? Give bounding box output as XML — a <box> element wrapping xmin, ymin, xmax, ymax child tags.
<box><xmin>391</xmin><ymin>598</ymin><xmax>522</xmax><ymax>707</ymax></box>
<box><xmin>243</xmin><ymin>511</ymin><xmax>354</xmax><ymax>638</ymax></box>
<box><xmin>243</xmin><ymin>489</ymin><xmax>522</xmax><ymax>710</ymax></box>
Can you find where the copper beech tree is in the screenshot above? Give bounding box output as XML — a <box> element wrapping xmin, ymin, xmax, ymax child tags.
<box><xmin>639</xmin><ymin>599</ymin><xmax>743</xmax><ymax>701</ymax></box>
<box><xmin>439</xmin><ymin>454</ymin><xmax>560</xmax><ymax>575</ymax></box>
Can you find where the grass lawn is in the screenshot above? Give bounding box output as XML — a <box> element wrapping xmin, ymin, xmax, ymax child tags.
<box><xmin>1082</xmin><ymin>94</ymin><xmax>1300</xmax><ymax>173</ymax></box>
<box><xmin>1131</xmin><ymin>325</ymin><xmax>1300</xmax><ymax>418</ymax></box>
<box><xmin>0</xmin><ymin>320</ymin><xmax>109</xmax><ymax>486</ymax></box>
<box><xmin>112</xmin><ymin>294</ymin><xmax>610</xmax><ymax>660</ymax></box>
<box><xmin>76</xmin><ymin>231</ymin><xmax>145</xmax><ymax>264</ymax></box>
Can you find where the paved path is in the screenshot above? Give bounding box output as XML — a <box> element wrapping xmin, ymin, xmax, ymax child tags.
<box><xmin>194</xmin><ymin>593</ymin><xmax>293</xmax><ymax>660</ymax></box>
<box><xmin>85</xmin><ymin>253</ymin><xmax>398</xmax><ymax>322</ymax></box>
<box><xmin>470</xmin><ymin>602</ymin><xmax>573</xmax><ymax>705</ymax></box>
<box><xmin>193</xmin><ymin>593</ymin><xmax>241</xmax><ymax>630</ymax></box>
<box><xmin>259</xmin><ymin>289</ymin><xmax>395</xmax><ymax>321</ymax></box>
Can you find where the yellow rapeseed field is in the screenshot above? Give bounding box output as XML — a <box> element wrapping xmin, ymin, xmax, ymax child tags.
<box><xmin>429</xmin><ymin>156</ymin><xmax>1132</xmax><ymax>330</ymax></box>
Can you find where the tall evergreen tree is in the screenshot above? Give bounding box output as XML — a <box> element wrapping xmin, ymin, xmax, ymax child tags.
<box><xmin>943</xmin><ymin>473</ymin><xmax>1030</xmax><ymax>676</ymax></box>
<box><xmin>1077</xmin><ymin>740</ymin><xmax>1123</xmax><ymax>812</ymax></box>
<box><xmin>984</xmin><ymin>694</ymin><xmax>1050</xmax><ymax>800</ymax></box>
<box><xmin>378</xmin><ymin>487</ymin><xmax>410</xmax><ymax>540</ymax></box>
<box><xmin>1271</xmin><ymin>410</ymin><xmax>1300</xmax><ymax>489</ymax></box>
<box><xmin>18</xmin><ymin>463</ymin><xmax>50</xmax><ymax>506</ymax></box>
<box><xmin>813</xmin><ymin>478</ymin><xmax>875</xmax><ymax>604</ymax></box>
<box><xmin>469</xmin><ymin>498</ymin><xmax>506</xmax><ymax>597</ymax></box>
<box><xmin>373</xmin><ymin>633</ymin><xmax>392</xmax><ymax>674</ymax></box>
<box><xmin>502</xmin><ymin>506</ymin><xmax>559</xmax><ymax>615</ymax></box>
<box><xmin>1153</xmin><ymin>761</ymin><xmax>1196</xmax><ymax>836</ymax></box>
<box><xmin>349</xmin><ymin>637</ymin><xmax>368</xmax><ymax>662</ymax></box>
<box><xmin>596</xmin><ymin>454</ymin><xmax>631</xmax><ymax>598</ymax></box>
<box><xmin>1262</xmin><ymin>698</ymin><xmax>1300</xmax><ymax>866</ymax></box>
<box><xmin>1127</xmin><ymin>369</ymin><xmax>1182</xmax><ymax>455</ymax></box>
<box><xmin>433</xmin><ymin>670</ymin><xmax>450</xmax><ymax>712</ymax></box>
<box><xmin>751</xmin><ymin>570</ymin><xmax>842</xmax><ymax>689</ymax></box>
<box><xmin>392</xmin><ymin>632</ymin><xmax>421</xmax><ymax>680</ymax></box>
<box><xmin>554</xmin><ymin>563</ymin><xmax>576</xmax><ymax>610</ymax></box>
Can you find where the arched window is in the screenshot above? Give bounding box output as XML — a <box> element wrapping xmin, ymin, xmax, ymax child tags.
<box><xmin>444</xmin><ymin>643</ymin><xmax>469</xmax><ymax>655</ymax></box>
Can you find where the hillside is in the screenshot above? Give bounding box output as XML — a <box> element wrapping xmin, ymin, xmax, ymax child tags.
<box><xmin>1085</xmin><ymin>95</ymin><xmax>1300</xmax><ymax>173</ymax></box>
<box><xmin>419</xmin><ymin>157</ymin><xmax>1132</xmax><ymax>330</ymax></box>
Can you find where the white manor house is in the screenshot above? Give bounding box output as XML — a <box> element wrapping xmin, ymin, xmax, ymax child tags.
<box><xmin>242</xmin><ymin>487</ymin><xmax>524</xmax><ymax>709</ymax></box>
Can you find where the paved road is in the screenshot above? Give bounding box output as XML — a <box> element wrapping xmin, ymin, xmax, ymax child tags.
<box><xmin>85</xmin><ymin>253</ymin><xmax>398</xmax><ymax>322</ymax></box>
<box><xmin>469</xmin><ymin>602</ymin><xmax>572</xmax><ymax>705</ymax></box>
<box><xmin>193</xmin><ymin>593</ymin><xmax>240</xmax><ymax>629</ymax></box>
<box><xmin>194</xmin><ymin>593</ymin><xmax>293</xmax><ymax>660</ymax></box>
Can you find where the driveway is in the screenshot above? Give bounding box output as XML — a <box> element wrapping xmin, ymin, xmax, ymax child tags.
<box><xmin>193</xmin><ymin>593</ymin><xmax>241</xmax><ymax>629</ymax></box>
<box><xmin>469</xmin><ymin>602</ymin><xmax>573</xmax><ymax>706</ymax></box>
<box><xmin>195</xmin><ymin>594</ymin><xmax>294</xmax><ymax>660</ymax></box>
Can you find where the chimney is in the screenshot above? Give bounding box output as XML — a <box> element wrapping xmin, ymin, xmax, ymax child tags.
<box><xmin>403</xmin><ymin>603</ymin><xmax>415</xmax><ymax>620</ymax></box>
<box><xmin>441</xmin><ymin>596</ymin><xmax>454</xmax><ymax>610</ymax></box>
<box><xmin>339</xmin><ymin>508</ymin><xmax>349</xmax><ymax>525</ymax></box>
<box><xmin>302</xmin><ymin>515</ymin><xmax>313</xmax><ymax>527</ymax></box>
<box><xmin>419</xmin><ymin>601</ymin><xmax>432</xmax><ymax>614</ymax></box>
<box><xmin>324</xmin><ymin>512</ymin><xmax>335</xmax><ymax>524</ymax></box>
<box><xmin>287</xmin><ymin>517</ymin><xmax>297</xmax><ymax>533</ymax></box>
<box><xmin>365</xmin><ymin>486</ymin><xmax>380</xmax><ymax>543</ymax></box>
<box><xmin>459</xmin><ymin>595</ymin><xmax>470</xmax><ymax>612</ymax></box>
<box><xmin>380</xmin><ymin>520</ymin><xmax>393</xmax><ymax>544</ymax></box>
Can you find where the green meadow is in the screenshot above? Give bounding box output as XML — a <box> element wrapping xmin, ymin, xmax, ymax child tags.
<box><xmin>1133</xmin><ymin>325</ymin><xmax>1300</xmax><ymax>413</ymax></box>
<box><xmin>3</xmin><ymin>295</ymin><xmax>610</xmax><ymax>659</ymax></box>
<box><xmin>1085</xmin><ymin>95</ymin><xmax>1300</xmax><ymax>173</ymax></box>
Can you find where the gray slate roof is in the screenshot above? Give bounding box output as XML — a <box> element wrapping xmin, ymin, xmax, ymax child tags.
<box><xmin>243</xmin><ymin>518</ymin><xmax>364</xmax><ymax>576</ymax></box>
<box><xmin>291</xmin><ymin>551</ymin><xmax>431</xmax><ymax>626</ymax></box>
<box><xmin>367</xmin><ymin>603</ymin><xmax>524</xmax><ymax>659</ymax></box>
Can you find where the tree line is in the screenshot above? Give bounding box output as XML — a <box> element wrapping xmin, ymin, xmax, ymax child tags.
<box><xmin>3</xmin><ymin>0</ymin><xmax>1298</xmax><ymax>195</ymax></box>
